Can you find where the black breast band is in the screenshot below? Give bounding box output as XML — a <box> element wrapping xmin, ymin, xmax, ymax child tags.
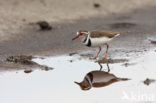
<box><xmin>86</xmin><ymin>39</ymin><xmax>91</xmax><ymax>47</ymax></box>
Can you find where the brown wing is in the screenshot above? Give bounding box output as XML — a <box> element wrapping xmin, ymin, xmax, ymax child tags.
<box><xmin>90</xmin><ymin>30</ymin><xmax>120</xmax><ymax>38</ymax></box>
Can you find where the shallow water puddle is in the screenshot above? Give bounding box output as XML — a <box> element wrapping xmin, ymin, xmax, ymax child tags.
<box><xmin>0</xmin><ymin>51</ymin><xmax>156</xmax><ymax>103</ymax></box>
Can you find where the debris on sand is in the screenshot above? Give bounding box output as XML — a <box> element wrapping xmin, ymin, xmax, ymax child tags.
<box><xmin>143</xmin><ymin>78</ymin><xmax>156</xmax><ymax>86</ymax></box>
<box><xmin>24</xmin><ymin>69</ymin><xmax>33</xmax><ymax>73</ymax></box>
<box><xmin>69</xmin><ymin>52</ymin><xmax>78</xmax><ymax>56</ymax></box>
<box><xmin>6</xmin><ymin>55</ymin><xmax>54</xmax><ymax>71</ymax></box>
<box><xmin>6</xmin><ymin>55</ymin><xmax>36</xmax><ymax>65</ymax></box>
<box><xmin>97</xmin><ymin>58</ymin><xmax>128</xmax><ymax>64</ymax></box>
<box><xmin>93</xmin><ymin>3</ymin><xmax>100</xmax><ymax>8</ymax></box>
<box><xmin>110</xmin><ymin>22</ymin><xmax>136</xmax><ymax>29</ymax></box>
<box><xmin>37</xmin><ymin>21</ymin><xmax>52</xmax><ymax>30</ymax></box>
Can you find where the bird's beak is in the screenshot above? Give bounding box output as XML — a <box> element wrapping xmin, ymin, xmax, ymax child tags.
<box><xmin>74</xmin><ymin>81</ymin><xmax>81</xmax><ymax>85</ymax></box>
<box><xmin>72</xmin><ymin>35</ymin><xmax>79</xmax><ymax>41</ymax></box>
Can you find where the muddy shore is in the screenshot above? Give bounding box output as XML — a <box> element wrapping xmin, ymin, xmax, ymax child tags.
<box><xmin>0</xmin><ymin>0</ymin><xmax>156</xmax><ymax>70</ymax></box>
<box><xmin>0</xmin><ymin>1</ymin><xmax>156</xmax><ymax>103</ymax></box>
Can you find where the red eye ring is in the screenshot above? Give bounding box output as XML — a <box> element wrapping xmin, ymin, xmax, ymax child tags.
<box><xmin>79</xmin><ymin>32</ymin><xmax>83</xmax><ymax>36</ymax></box>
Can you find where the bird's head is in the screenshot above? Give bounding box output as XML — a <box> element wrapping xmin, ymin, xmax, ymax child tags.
<box><xmin>72</xmin><ymin>30</ymin><xmax>89</xmax><ymax>40</ymax></box>
<box><xmin>74</xmin><ymin>81</ymin><xmax>91</xmax><ymax>90</ymax></box>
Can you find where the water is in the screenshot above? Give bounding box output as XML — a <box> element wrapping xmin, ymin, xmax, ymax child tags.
<box><xmin>0</xmin><ymin>51</ymin><xmax>156</xmax><ymax>103</ymax></box>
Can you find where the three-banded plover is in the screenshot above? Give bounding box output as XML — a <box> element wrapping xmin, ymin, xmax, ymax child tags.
<box><xmin>72</xmin><ymin>30</ymin><xmax>124</xmax><ymax>59</ymax></box>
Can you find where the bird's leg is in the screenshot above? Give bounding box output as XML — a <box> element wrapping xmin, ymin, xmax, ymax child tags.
<box><xmin>98</xmin><ymin>62</ymin><xmax>103</xmax><ymax>71</ymax></box>
<box><xmin>90</xmin><ymin>46</ymin><xmax>101</xmax><ymax>60</ymax></box>
<box><xmin>106</xmin><ymin>63</ymin><xmax>110</xmax><ymax>72</ymax></box>
<box><xmin>103</xmin><ymin>43</ymin><xmax>109</xmax><ymax>59</ymax></box>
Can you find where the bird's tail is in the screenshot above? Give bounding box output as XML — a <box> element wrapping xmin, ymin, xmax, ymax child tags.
<box><xmin>114</xmin><ymin>31</ymin><xmax>129</xmax><ymax>37</ymax></box>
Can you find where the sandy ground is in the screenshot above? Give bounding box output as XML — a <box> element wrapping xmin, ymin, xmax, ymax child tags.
<box><xmin>0</xmin><ymin>0</ymin><xmax>156</xmax><ymax>69</ymax></box>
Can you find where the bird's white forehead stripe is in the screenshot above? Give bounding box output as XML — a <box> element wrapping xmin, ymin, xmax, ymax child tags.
<box><xmin>81</xmin><ymin>32</ymin><xmax>89</xmax><ymax>34</ymax></box>
<box><xmin>77</xmin><ymin>32</ymin><xmax>79</xmax><ymax>35</ymax></box>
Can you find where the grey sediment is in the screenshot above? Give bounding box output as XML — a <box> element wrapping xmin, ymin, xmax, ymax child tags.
<box><xmin>0</xmin><ymin>6</ymin><xmax>156</xmax><ymax>57</ymax></box>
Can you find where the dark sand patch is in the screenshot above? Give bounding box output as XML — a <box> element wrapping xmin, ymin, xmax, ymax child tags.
<box><xmin>109</xmin><ymin>22</ymin><xmax>137</xmax><ymax>29</ymax></box>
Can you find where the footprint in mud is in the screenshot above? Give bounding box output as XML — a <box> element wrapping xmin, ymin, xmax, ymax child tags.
<box><xmin>75</xmin><ymin>69</ymin><xmax>129</xmax><ymax>90</ymax></box>
<box><xmin>109</xmin><ymin>22</ymin><xmax>136</xmax><ymax>29</ymax></box>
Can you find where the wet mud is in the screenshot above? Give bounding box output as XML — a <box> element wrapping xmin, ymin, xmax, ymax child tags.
<box><xmin>6</xmin><ymin>55</ymin><xmax>35</xmax><ymax>65</ymax></box>
<box><xmin>2</xmin><ymin>55</ymin><xmax>54</xmax><ymax>72</ymax></box>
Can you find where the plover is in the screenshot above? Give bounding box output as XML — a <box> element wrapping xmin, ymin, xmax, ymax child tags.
<box><xmin>75</xmin><ymin>70</ymin><xmax>129</xmax><ymax>90</ymax></box>
<box><xmin>72</xmin><ymin>30</ymin><xmax>123</xmax><ymax>59</ymax></box>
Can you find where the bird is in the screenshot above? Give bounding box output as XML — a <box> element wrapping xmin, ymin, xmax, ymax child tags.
<box><xmin>72</xmin><ymin>30</ymin><xmax>124</xmax><ymax>59</ymax></box>
<box><xmin>74</xmin><ymin>70</ymin><xmax>129</xmax><ymax>90</ymax></box>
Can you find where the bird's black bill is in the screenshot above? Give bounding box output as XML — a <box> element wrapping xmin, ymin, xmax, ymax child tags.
<box><xmin>72</xmin><ymin>38</ymin><xmax>76</xmax><ymax>41</ymax></box>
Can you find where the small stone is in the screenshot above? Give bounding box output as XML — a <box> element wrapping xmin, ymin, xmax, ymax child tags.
<box><xmin>37</xmin><ymin>21</ymin><xmax>52</xmax><ymax>30</ymax></box>
<box><xmin>24</xmin><ymin>69</ymin><xmax>33</xmax><ymax>73</ymax></box>
<box><xmin>94</xmin><ymin>3</ymin><xmax>100</xmax><ymax>8</ymax></box>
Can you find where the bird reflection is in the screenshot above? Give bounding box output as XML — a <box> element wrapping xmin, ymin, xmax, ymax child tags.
<box><xmin>75</xmin><ymin>63</ymin><xmax>129</xmax><ymax>90</ymax></box>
